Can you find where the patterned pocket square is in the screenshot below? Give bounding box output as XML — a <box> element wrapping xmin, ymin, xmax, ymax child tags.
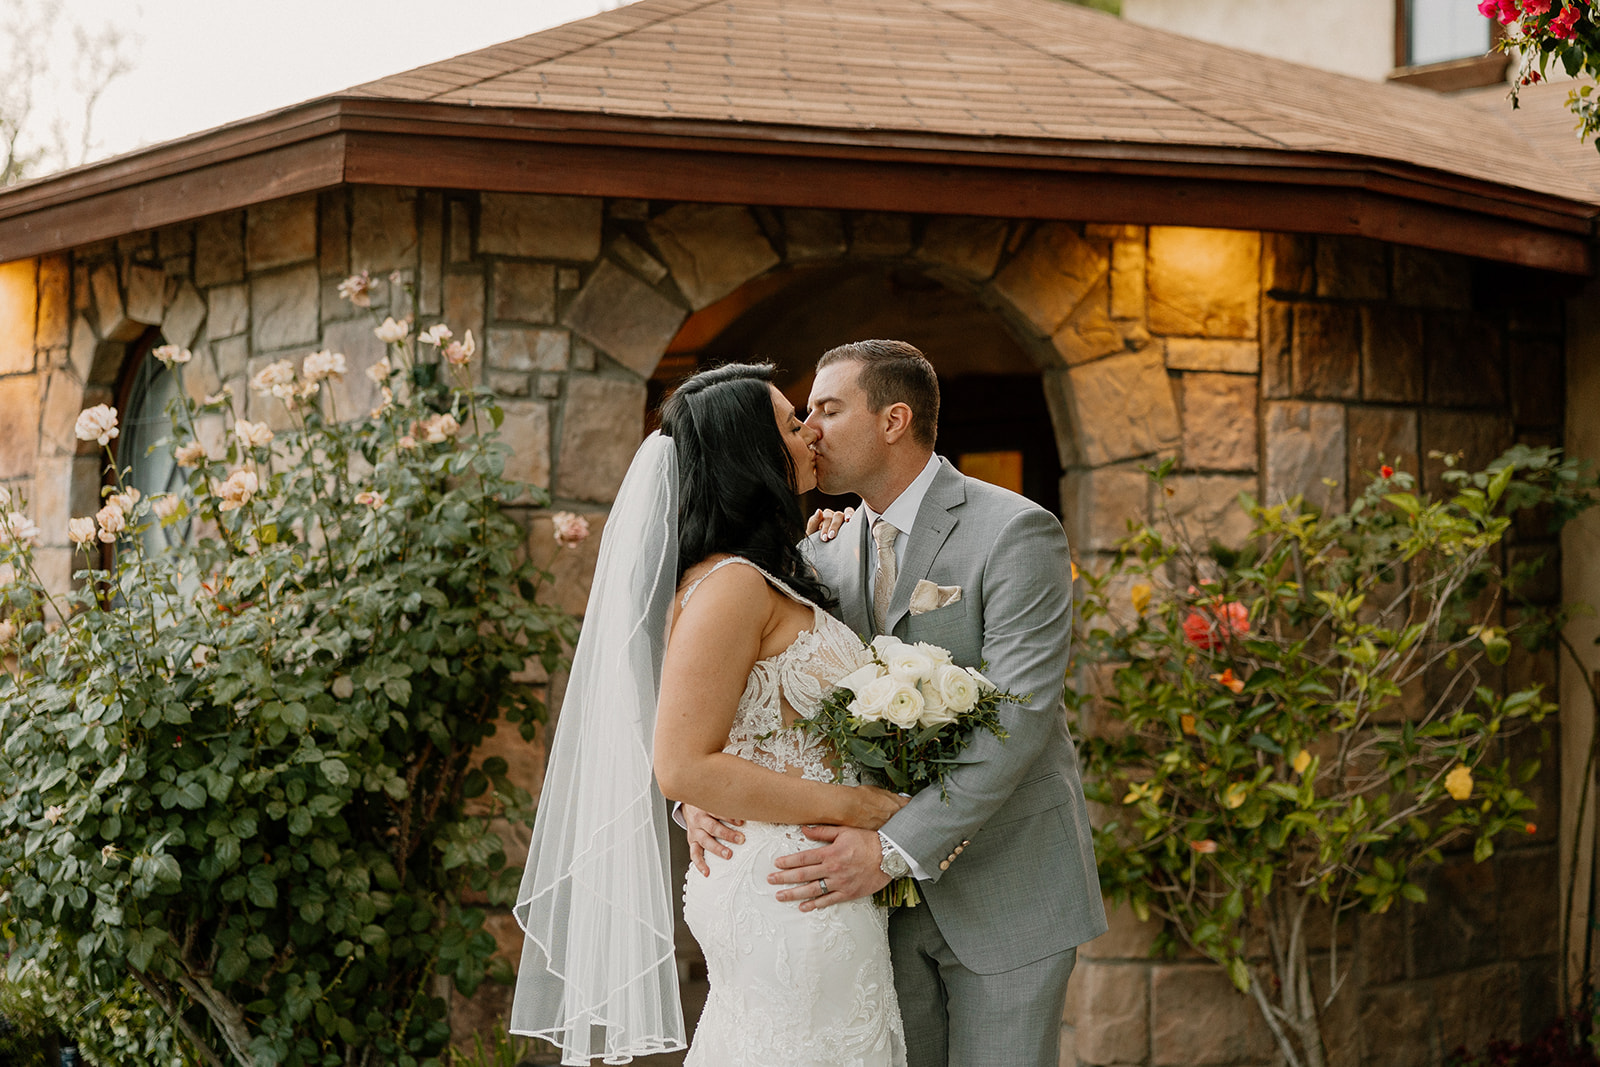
<box><xmin>909</xmin><ymin>580</ymin><xmax>962</xmax><ymax>615</ymax></box>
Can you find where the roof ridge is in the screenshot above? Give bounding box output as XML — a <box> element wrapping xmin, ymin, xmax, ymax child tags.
<box><xmin>919</xmin><ymin>0</ymin><xmax>1291</xmax><ymax>150</ymax></box>
<box><xmin>345</xmin><ymin>0</ymin><xmax>725</xmax><ymax>101</ymax></box>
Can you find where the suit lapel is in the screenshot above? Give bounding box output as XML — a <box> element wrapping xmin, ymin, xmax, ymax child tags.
<box><xmin>885</xmin><ymin>459</ymin><xmax>966</xmax><ymax>634</ymax></box>
<box><xmin>820</xmin><ymin>508</ymin><xmax>874</xmax><ymax>637</ymax></box>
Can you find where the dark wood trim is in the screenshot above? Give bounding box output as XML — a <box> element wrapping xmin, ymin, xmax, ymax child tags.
<box><xmin>1389</xmin><ymin>52</ymin><xmax>1514</xmax><ymax>92</ymax></box>
<box><xmin>0</xmin><ymin>98</ymin><xmax>1591</xmax><ymax>273</ymax></box>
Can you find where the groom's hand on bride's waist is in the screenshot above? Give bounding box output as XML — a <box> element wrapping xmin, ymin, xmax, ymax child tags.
<box><xmin>770</xmin><ymin>825</ymin><xmax>890</xmax><ymax>911</ymax></box>
<box><xmin>683</xmin><ymin>804</ymin><xmax>745</xmax><ymax>876</ymax></box>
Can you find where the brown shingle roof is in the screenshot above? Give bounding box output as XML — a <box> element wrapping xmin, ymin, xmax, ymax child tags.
<box><xmin>346</xmin><ymin>0</ymin><xmax>1599</xmax><ymax>207</ymax></box>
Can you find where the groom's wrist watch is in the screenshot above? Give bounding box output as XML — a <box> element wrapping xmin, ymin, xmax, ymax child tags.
<box><xmin>878</xmin><ymin>832</ymin><xmax>911</xmax><ymax>879</ymax></box>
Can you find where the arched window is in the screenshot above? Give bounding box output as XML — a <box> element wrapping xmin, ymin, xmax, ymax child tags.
<box><xmin>117</xmin><ymin>337</ymin><xmax>190</xmax><ymax>555</ymax></box>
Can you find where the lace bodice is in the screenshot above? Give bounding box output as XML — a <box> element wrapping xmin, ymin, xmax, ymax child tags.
<box><xmin>679</xmin><ymin>557</ymin><xmax>869</xmax><ymax>785</ymax></box>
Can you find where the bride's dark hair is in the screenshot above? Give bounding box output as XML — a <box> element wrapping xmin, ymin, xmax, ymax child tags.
<box><xmin>658</xmin><ymin>363</ymin><xmax>835</xmax><ymax>608</ymax></box>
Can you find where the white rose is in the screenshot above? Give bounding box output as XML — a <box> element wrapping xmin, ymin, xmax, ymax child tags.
<box><xmin>917</xmin><ymin>684</ymin><xmax>960</xmax><ymax>727</ymax></box>
<box><xmin>152</xmin><ymin>344</ymin><xmax>192</xmax><ymax>366</ymax></box>
<box><xmin>109</xmin><ymin>489</ymin><xmax>140</xmax><ymax>515</ymax></box>
<box><xmin>68</xmin><ymin>517</ymin><xmax>97</xmax><ymax>545</ymax></box>
<box><xmin>882</xmin><ymin>683</ymin><xmax>925</xmax><ymax>728</ymax></box>
<box><xmin>365</xmin><ymin>358</ymin><xmax>392</xmax><ymax>384</ymax></box>
<box><xmin>235</xmin><ymin>420</ymin><xmax>274</xmax><ymax>448</ymax></box>
<box><xmin>3</xmin><ymin>513</ymin><xmax>41</xmax><ymax>547</ymax></box>
<box><xmin>174</xmin><ymin>441</ymin><xmax>209</xmax><ymax>468</ymax></box>
<box><xmin>884</xmin><ymin>644</ymin><xmax>935</xmax><ymax>685</ymax></box>
<box><xmin>152</xmin><ymin>495</ymin><xmax>182</xmax><ymax>521</ymax></box>
<box><xmin>934</xmin><ymin>664</ymin><xmax>980</xmax><ymax>714</ymax></box>
<box><xmin>419</xmin><ymin>324</ymin><xmax>452</xmax><ymax>347</ymax></box>
<box><xmin>214</xmin><ymin>469</ymin><xmax>259</xmax><ymax>512</ymax></box>
<box><xmin>373</xmin><ymin>318</ymin><xmax>409</xmax><ymax>345</ymax></box>
<box><xmin>302</xmin><ymin>350</ymin><xmax>347</xmax><ymax>383</ymax></box>
<box><xmin>849</xmin><ymin>674</ymin><xmax>897</xmax><ymax>722</ymax></box>
<box><xmin>915</xmin><ymin>641</ymin><xmax>954</xmax><ymax>665</ymax></box>
<box><xmin>95</xmin><ymin>504</ymin><xmax>126</xmax><ymax>542</ymax></box>
<box><xmin>869</xmin><ymin>634</ymin><xmax>904</xmax><ymax>657</ymax></box>
<box><xmin>74</xmin><ymin>405</ymin><xmax>120</xmax><ymax>446</ymax></box>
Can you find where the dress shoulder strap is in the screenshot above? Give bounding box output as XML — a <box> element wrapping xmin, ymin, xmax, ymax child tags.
<box><xmin>679</xmin><ymin>556</ymin><xmax>816</xmax><ymax>610</ymax></box>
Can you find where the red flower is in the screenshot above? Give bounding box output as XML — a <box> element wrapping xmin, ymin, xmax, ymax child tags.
<box><xmin>1479</xmin><ymin>0</ymin><xmax>1518</xmax><ymax>20</ymax></box>
<box><xmin>1380</xmin><ymin>464</ymin><xmax>1394</xmax><ymax>479</ymax></box>
<box><xmin>1524</xmin><ymin>0</ymin><xmax>1554</xmax><ymax>15</ymax></box>
<box><xmin>1550</xmin><ymin>4</ymin><xmax>1582</xmax><ymax>37</ymax></box>
<box><xmin>1182</xmin><ymin>602</ymin><xmax>1251</xmax><ymax>651</ymax></box>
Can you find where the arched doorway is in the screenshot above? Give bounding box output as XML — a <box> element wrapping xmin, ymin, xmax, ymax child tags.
<box><xmin>648</xmin><ymin>263</ymin><xmax>1062</xmax><ymax>514</ymax></box>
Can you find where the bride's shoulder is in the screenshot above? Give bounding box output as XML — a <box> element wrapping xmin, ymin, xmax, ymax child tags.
<box><xmin>678</xmin><ymin>554</ymin><xmax>767</xmax><ymax>606</ymax></box>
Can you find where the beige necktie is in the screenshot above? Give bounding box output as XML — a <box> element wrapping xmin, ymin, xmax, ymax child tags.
<box><xmin>872</xmin><ymin>519</ymin><xmax>900</xmax><ymax>633</ymax></box>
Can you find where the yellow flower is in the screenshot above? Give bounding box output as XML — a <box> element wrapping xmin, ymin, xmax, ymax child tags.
<box><xmin>1122</xmin><ymin>780</ymin><xmax>1162</xmax><ymax>806</ymax></box>
<box><xmin>1444</xmin><ymin>764</ymin><xmax>1473</xmax><ymax>801</ymax></box>
<box><xmin>1130</xmin><ymin>583</ymin><xmax>1152</xmax><ymax>614</ymax></box>
<box><xmin>1071</xmin><ymin>561</ymin><xmax>1080</xmax><ymax>582</ymax></box>
<box><xmin>1180</xmin><ymin>714</ymin><xmax>1197</xmax><ymax>736</ymax></box>
<box><xmin>1223</xmin><ymin>783</ymin><xmax>1248</xmax><ymax>809</ymax></box>
<box><xmin>1292</xmin><ymin>749</ymin><xmax>1312</xmax><ymax>775</ymax></box>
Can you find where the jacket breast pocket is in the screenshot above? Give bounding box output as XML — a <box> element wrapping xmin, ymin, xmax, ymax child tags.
<box><xmin>903</xmin><ymin>598</ymin><xmax>974</xmax><ymax>652</ymax></box>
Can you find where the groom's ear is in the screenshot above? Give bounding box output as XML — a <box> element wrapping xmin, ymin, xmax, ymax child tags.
<box><xmin>880</xmin><ymin>401</ymin><xmax>915</xmax><ymax>445</ymax></box>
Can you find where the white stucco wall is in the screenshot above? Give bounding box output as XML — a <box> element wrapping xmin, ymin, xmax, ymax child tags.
<box><xmin>1121</xmin><ymin>0</ymin><xmax>1396</xmax><ymax>81</ymax></box>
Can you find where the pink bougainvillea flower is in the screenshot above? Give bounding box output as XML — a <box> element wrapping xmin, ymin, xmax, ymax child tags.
<box><xmin>1523</xmin><ymin>0</ymin><xmax>1554</xmax><ymax>15</ymax></box>
<box><xmin>1549</xmin><ymin>4</ymin><xmax>1582</xmax><ymax>37</ymax></box>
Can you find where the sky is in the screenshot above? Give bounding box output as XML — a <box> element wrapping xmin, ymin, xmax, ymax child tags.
<box><xmin>17</xmin><ymin>0</ymin><xmax>634</xmax><ymax>169</ymax></box>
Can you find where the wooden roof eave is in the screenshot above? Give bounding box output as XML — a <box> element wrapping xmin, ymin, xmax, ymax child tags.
<box><xmin>0</xmin><ymin>96</ymin><xmax>1592</xmax><ymax>274</ymax></box>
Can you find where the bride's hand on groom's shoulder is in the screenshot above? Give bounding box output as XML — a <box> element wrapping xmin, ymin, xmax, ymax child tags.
<box><xmin>684</xmin><ymin>804</ymin><xmax>745</xmax><ymax>876</ymax></box>
<box><xmin>805</xmin><ymin>507</ymin><xmax>855</xmax><ymax>541</ymax></box>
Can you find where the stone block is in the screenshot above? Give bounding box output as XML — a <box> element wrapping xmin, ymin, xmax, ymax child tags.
<box><xmin>1079</xmin><ymin>901</ymin><xmax>1160</xmax><ymax>961</ymax></box>
<box><xmin>608</xmin><ymin>198</ymin><xmax>650</xmax><ymax>220</ymax></box>
<box><xmin>1361</xmin><ymin>306</ymin><xmax>1425</xmax><ymax>404</ymax></box>
<box><xmin>561</xmin><ymin>261</ymin><xmax>686</xmax><ymax>379</ymax></box>
<box><xmin>1147</xmin><ymin>227</ymin><xmax>1260</xmax><ymax>339</ymax></box>
<box><xmin>555</xmin><ymin>376</ymin><xmax>647</xmax><ymax>503</ymax></box>
<box><xmin>250</xmin><ymin>265</ymin><xmax>319</xmax><ymax>352</ymax></box>
<box><xmin>609</xmin><ymin>236</ymin><xmax>668</xmax><ymax>284</ymax></box>
<box><xmin>1420</xmin><ymin>410</ymin><xmax>1513</xmax><ymax>495</ymax></box>
<box><xmin>1040</xmin><ymin>370</ymin><xmax>1082</xmax><ymax>468</ymax></box>
<box><xmin>992</xmin><ymin>223</ymin><xmax>1107</xmax><ymax>336</ymax></box>
<box><xmin>1063</xmin><ymin>348</ymin><xmax>1180</xmax><ymax>466</ymax></box>
<box><xmin>350</xmin><ymin>187</ymin><xmax>418</xmax><ymax>274</ymax></box>
<box><xmin>162</xmin><ymin>282</ymin><xmax>207</xmax><ymax>351</ymax></box>
<box><xmin>487</xmin><ymin>328</ymin><xmax>569</xmax><ymax>373</ymax></box>
<box><xmin>528</xmin><ymin>510</ymin><xmax>607</xmax><ymax>616</ymax></box>
<box><xmin>212</xmin><ymin>336</ymin><xmax>249</xmax><ymax>384</ymax></box>
<box><xmin>1357</xmin><ymin>908</ymin><xmax>1408</xmax><ymax>986</ymax></box>
<box><xmin>39</xmin><ymin>369</ymin><xmax>85</xmax><ymax>456</ymax></box>
<box><xmin>917</xmin><ymin>216</ymin><xmax>1007</xmax><ymax>281</ymax></box>
<box><xmin>1263</xmin><ymin>400</ymin><xmax>1346</xmax><ymax>513</ymax></box>
<box><xmin>447</xmin><ymin>198</ymin><xmax>473</xmax><ymax>264</ymax></box>
<box><xmin>319</xmin><ymin>190</ymin><xmax>349</xmax><ymax>277</ymax></box>
<box><xmin>194</xmin><ymin>211</ymin><xmax>245</xmax><ymax>287</ymax></box>
<box><xmin>1150</xmin><ymin>964</ymin><xmax>1272</xmax><ymax>1065</ymax></box>
<box><xmin>31</xmin><ymin>546</ymin><xmax>76</xmax><ymax>601</ymax></box>
<box><xmin>0</xmin><ymin>376</ymin><xmax>40</xmax><ymax>477</ymax></box>
<box><xmin>444</xmin><ymin>271</ymin><xmax>486</xmax><ymax>343</ymax></box>
<box><xmin>30</xmin><ymin>454</ymin><xmax>100</xmax><ymax>543</ymax></box>
<box><xmin>1292</xmin><ymin>303</ymin><xmax>1361</xmax><ymax>399</ymax></box>
<box><xmin>490</xmin><ymin>261</ymin><xmax>556</xmax><ymax>324</ymax></box>
<box><xmin>647</xmin><ymin>203</ymin><xmax>779</xmax><ymax>310</ymax></box>
<box><xmin>89</xmin><ymin>261</ymin><xmax>127</xmax><ymax>340</ymax></box>
<box><xmin>497</xmin><ymin>399</ymin><xmax>551</xmax><ymax>496</ymax></box>
<box><xmin>318</xmin><ymin>318</ymin><xmax>387</xmax><ymax>422</ymax></box>
<box><xmin>1394</xmin><ymin>245</ymin><xmax>1472</xmax><ymax>310</ymax></box>
<box><xmin>1109</xmin><ymin>237</ymin><xmax>1147</xmax><ymax>321</ymax></box>
<box><xmin>1496</xmin><ymin>847</ymin><xmax>1557</xmax><ymax>959</ymax></box>
<box><xmin>1346</xmin><ymin>406</ymin><xmax>1418</xmax><ymax>489</ymax></box>
<box><xmin>246</xmin><ymin>194</ymin><xmax>317</xmax><ymax>271</ymax></box>
<box><xmin>1436</xmin><ymin>963</ymin><xmax>1523</xmax><ymax>1053</ymax></box>
<box><xmin>1412</xmin><ymin>857</ymin><xmax>1499</xmax><ymax>977</ymax></box>
<box><xmin>36</xmin><ymin>256</ymin><xmax>69</xmax><ymax>349</ymax></box>
<box><xmin>418</xmin><ymin>191</ymin><xmax>443</xmax><ymax>316</ymax></box>
<box><xmin>1262</xmin><ymin>232</ymin><xmax>1315</xmax><ymax>296</ymax></box>
<box><xmin>1165</xmin><ymin>338</ymin><xmax>1258</xmax><ymax>373</ymax></box>
<box><xmin>1316</xmin><ymin>235</ymin><xmax>1389</xmax><ymax>300</ymax></box>
<box><xmin>1063</xmin><ymin>463</ymin><xmax>1149</xmax><ymax>553</ymax></box>
<box><xmin>125</xmin><ymin>263</ymin><xmax>166</xmax><ymax>326</ymax></box>
<box><xmin>181</xmin><ymin>349</ymin><xmax>222</xmax><ymax>405</ymax></box>
<box><xmin>1155</xmin><ymin>474</ymin><xmax>1255</xmax><ymax>550</ymax></box>
<box><xmin>557</xmin><ymin>267</ymin><xmax>581</xmax><ymax>291</ymax></box>
<box><xmin>1052</xmin><ymin>277</ymin><xmax>1144</xmax><ymax>366</ymax></box>
<box><xmin>1180</xmin><ymin>372</ymin><xmax>1258</xmax><ymax>471</ymax></box>
<box><xmin>487</xmin><ymin>370</ymin><xmax>530</xmax><ymax>397</ymax></box>
<box><xmin>849</xmin><ymin>212</ymin><xmax>913</xmax><ymax>258</ymax></box>
<box><xmin>1426</xmin><ymin>311</ymin><xmax>1505</xmax><ymax>408</ymax></box>
<box><xmin>155</xmin><ymin>223</ymin><xmax>194</xmax><ymax>260</ymax></box>
<box><xmin>479</xmin><ymin>192</ymin><xmax>601</xmax><ymax>261</ymax></box>
<box><xmin>67</xmin><ymin>315</ymin><xmax>100</xmax><ymax>387</ymax></box>
<box><xmin>1509</xmin><ymin>336</ymin><xmax>1563</xmax><ymax>426</ymax></box>
<box><xmin>0</xmin><ymin>259</ymin><xmax>36</xmax><ymax>374</ymax></box>
<box><xmin>1261</xmin><ymin>299</ymin><xmax>1293</xmax><ymax>399</ymax></box>
<box><xmin>536</xmin><ymin>375</ymin><xmax>562</xmax><ymax>400</ymax></box>
<box><xmin>208</xmin><ymin>283</ymin><xmax>249</xmax><ymax>340</ymax></box>
<box><xmin>1068</xmin><ymin>962</ymin><xmax>1147</xmax><ymax>1065</ymax></box>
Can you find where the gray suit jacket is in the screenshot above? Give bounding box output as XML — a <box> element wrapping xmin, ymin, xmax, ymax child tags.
<box><xmin>804</xmin><ymin>458</ymin><xmax>1106</xmax><ymax>974</ymax></box>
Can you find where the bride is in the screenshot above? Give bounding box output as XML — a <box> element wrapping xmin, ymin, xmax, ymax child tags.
<box><xmin>510</xmin><ymin>363</ymin><xmax>908</xmax><ymax>1065</ymax></box>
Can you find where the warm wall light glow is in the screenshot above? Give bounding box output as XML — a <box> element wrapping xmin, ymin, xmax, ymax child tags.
<box><xmin>0</xmin><ymin>259</ymin><xmax>37</xmax><ymax>368</ymax></box>
<box><xmin>958</xmin><ymin>450</ymin><xmax>1025</xmax><ymax>494</ymax></box>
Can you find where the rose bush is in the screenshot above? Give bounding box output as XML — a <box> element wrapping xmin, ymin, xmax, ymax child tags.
<box><xmin>0</xmin><ymin>277</ymin><xmax>577</xmax><ymax>1067</ymax></box>
<box><xmin>1071</xmin><ymin>448</ymin><xmax>1594</xmax><ymax>1067</ymax></box>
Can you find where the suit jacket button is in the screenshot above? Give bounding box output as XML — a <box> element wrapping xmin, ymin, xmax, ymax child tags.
<box><xmin>939</xmin><ymin>859</ymin><xmax>951</xmax><ymax>870</ymax></box>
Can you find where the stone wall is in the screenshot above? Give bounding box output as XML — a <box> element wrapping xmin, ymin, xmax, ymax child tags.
<box><xmin>0</xmin><ymin>192</ymin><xmax>1566</xmax><ymax>1065</ymax></box>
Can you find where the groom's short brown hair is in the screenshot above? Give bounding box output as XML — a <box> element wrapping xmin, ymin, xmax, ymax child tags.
<box><xmin>816</xmin><ymin>340</ymin><xmax>940</xmax><ymax>449</ymax></box>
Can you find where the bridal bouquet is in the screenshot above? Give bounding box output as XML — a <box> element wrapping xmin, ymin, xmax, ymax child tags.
<box><xmin>796</xmin><ymin>635</ymin><xmax>1022</xmax><ymax>906</ymax></box>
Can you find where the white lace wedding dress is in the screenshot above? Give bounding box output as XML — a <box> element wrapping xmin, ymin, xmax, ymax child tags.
<box><xmin>678</xmin><ymin>557</ymin><xmax>906</xmax><ymax>1067</ymax></box>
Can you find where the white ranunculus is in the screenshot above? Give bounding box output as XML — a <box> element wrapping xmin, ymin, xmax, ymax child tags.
<box><xmin>74</xmin><ymin>404</ymin><xmax>120</xmax><ymax>445</ymax></box>
<box><xmin>68</xmin><ymin>517</ymin><xmax>97</xmax><ymax>545</ymax></box>
<box><xmin>373</xmin><ymin>318</ymin><xmax>410</xmax><ymax>345</ymax></box>
<box><xmin>934</xmin><ymin>664</ymin><xmax>980</xmax><ymax>713</ymax></box>
<box><xmin>870</xmin><ymin>634</ymin><xmax>904</xmax><ymax>657</ymax></box>
<box><xmin>834</xmin><ymin>662</ymin><xmax>883</xmax><ymax>698</ymax></box>
<box><xmin>882</xmin><ymin>683</ymin><xmax>925</xmax><ymax>728</ymax></box>
<box><xmin>849</xmin><ymin>674</ymin><xmax>897</xmax><ymax>722</ymax></box>
<box><xmin>884</xmin><ymin>644</ymin><xmax>935</xmax><ymax>685</ymax></box>
<box><xmin>916</xmin><ymin>641</ymin><xmax>954</xmax><ymax>665</ymax></box>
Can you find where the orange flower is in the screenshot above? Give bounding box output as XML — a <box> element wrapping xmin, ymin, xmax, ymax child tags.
<box><xmin>1380</xmin><ymin>464</ymin><xmax>1394</xmax><ymax>479</ymax></box>
<box><xmin>1210</xmin><ymin>668</ymin><xmax>1245</xmax><ymax>694</ymax></box>
<box><xmin>1180</xmin><ymin>714</ymin><xmax>1197</xmax><ymax>735</ymax></box>
<box><xmin>1526</xmin><ymin>822</ymin><xmax>1538</xmax><ymax>835</ymax></box>
<box><xmin>1183</xmin><ymin>602</ymin><xmax>1250</xmax><ymax>651</ymax></box>
<box><xmin>1188</xmin><ymin>839</ymin><xmax>1218</xmax><ymax>854</ymax></box>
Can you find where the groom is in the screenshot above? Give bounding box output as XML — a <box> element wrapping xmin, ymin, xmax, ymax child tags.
<box><xmin>688</xmin><ymin>340</ymin><xmax>1106</xmax><ymax>1065</ymax></box>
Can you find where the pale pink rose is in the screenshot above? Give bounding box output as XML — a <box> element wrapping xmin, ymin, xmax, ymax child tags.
<box><xmin>109</xmin><ymin>489</ymin><xmax>140</xmax><ymax>515</ymax></box>
<box><xmin>68</xmin><ymin>517</ymin><xmax>97</xmax><ymax>545</ymax></box>
<box><xmin>174</xmin><ymin>441</ymin><xmax>209</xmax><ymax>468</ymax></box>
<box><xmin>74</xmin><ymin>405</ymin><xmax>119</xmax><ymax>446</ymax></box>
<box><xmin>373</xmin><ymin>318</ymin><xmax>409</xmax><ymax>345</ymax></box>
<box><xmin>355</xmin><ymin>491</ymin><xmax>385</xmax><ymax>508</ymax></box>
<box><xmin>95</xmin><ymin>503</ymin><xmax>126</xmax><ymax>543</ymax></box>
<box><xmin>551</xmin><ymin>511</ymin><xmax>591</xmax><ymax>549</ymax></box>
<box><xmin>152</xmin><ymin>344</ymin><xmax>192</xmax><ymax>366</ymax></box>
<box><xmin>152</xmin><ymin>495</ymin><xmax>182</xmax><ymax>521</ymax></box>
<box><xmin>418</xmin><ymin>324</ymin><xmax>452</xmax><ymax>347</ymax></box>
<box><xmin>285</xmin><ymin>379</ymin><xmax>321</xmax><ymax>408</ymax></box>
<box><xmin>4</xmin><ymin>513</ymin><xmax>41</xmax><ymax>547</ymax></box>
<box><xmin>443</xmin><ymin>330</ymin><xmax>475</xmax><ymax>367</ymax></box>
<box><xmin>415</xmin><ymin>413</ymin><xmax>460</xmax><ymax>444</ymax></box>
<box><xmin>251</xmin><ymin>360</ymin><xmax>297</xmax><ymax>398</ymax></box>
<box><xmin>397</xmin><ymin>435</ymin><xmax>417</xmax><ymax>450</ymax></box>
<box><xmin>214</xmin><ymin>469</ymin><xmax>259</xmax><ymax>512</ymax></box>
<box><xmin>301</xmin><ymin>350</ymin><xmax>347</xmax><ymax>383</ymax></box>
<box><xmin>235</xmin><ymin>420</ymin><xmax>274</xmax><ymax>448</ymax></box>
<box><xmin>337</xmin><ymin>270</ymin><xmax>373</xmax><ymax>307</ymax></box>
<box><xmin>365</xmin><ymin>358</ymin><xmax>392</xmax><ymax>384</ymax></box>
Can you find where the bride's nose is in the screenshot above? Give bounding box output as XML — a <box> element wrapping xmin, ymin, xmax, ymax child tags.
<box><xmin>802</xmin><ymin>424</ymin><xmax>820</xmax><ymax>447</ymax></box>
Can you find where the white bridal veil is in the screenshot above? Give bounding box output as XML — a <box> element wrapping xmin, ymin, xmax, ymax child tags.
<box><xmin>510</xmin><ymin>432</ymin><xmax>685</xmax><ymax>1064</ymax></box>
